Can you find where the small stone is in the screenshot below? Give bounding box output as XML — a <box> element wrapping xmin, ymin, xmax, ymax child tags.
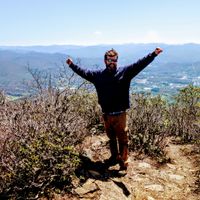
<box><xmin>168</xmin><ymin>174</ymin><xmax>184</xmax><ymax>181</ymax></box>
<box><xmin>147</xmin><ymin>196</ymin><xmax>155</xmax><ymax>200</ymax></box>
<box><xmin>144</xmin><ymin>184</ymin><xmax>164</xmax><ymax>192</ymax></box>
<box><xmin>138</xmin><ymin>162</ymin><xmax>151</xmax><ymax>168</ymax></box>
<box><xmin>96</xmin><ymin>180</ymin><xmax>129</xmax><ymax>200</ymax></box>
<box><xmin>75</xmin><ymin>179</ymin><xmax>98</xmax><ymax>196</ymax></box>
<box><xmin>167</xmin><ymin>163</ymin><xmax>176</xmax><ymax>169</ymax></box>
<box><xmin>84</xmin><ymin>149</ymin><xmax>93</xmax><ymax>159</ymax></box>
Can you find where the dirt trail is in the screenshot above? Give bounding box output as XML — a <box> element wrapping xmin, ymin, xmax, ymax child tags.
<box><xmin>53</xmin><ymin>136</ymin><xmax>199</xmax><ymax>200</ymax></box>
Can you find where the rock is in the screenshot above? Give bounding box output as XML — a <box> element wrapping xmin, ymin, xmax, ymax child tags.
<box><xmin>166</xmin><ymin>163</ymin><xmax>176</xmax><ymax>169</ymax></box>
<box><xmin>159</xmin><ymin>171</ymin><xmax>168</xmax><ymax>179</ymax></box>
<box><xmin>83</xmin><ymin>149</ymin><xmax>93</xmax><ymax>160</ymax></box>
<box><xmin>91</xmin><ymin>139</ymin><xmax>102</xmax><ymax>148</ymax></box>
<box><xmin>96</xmin><ymin>180</ymin><xmax>131</xmax><ymax>200</ymax></box>
<box><xmin>75</xmin><ymin>179</ymin><xmax>98</xmax><ymax>197</ymax></box>
<box><xmin>144</xmin><ymin>184</ymin><xmax>164</xmax><ymax>192</ymax></box>
<box><xmin>168</xmin><ymin>174</ymin><xmax>184</xmax><ymax>181</ymax></box>
<box><xmin>147</xmin><ymin>196</ymin><xmax>156</xmax><ymax>200</ymax></box>
<box><xmin>138</xmin><ymin>162</ymin><xmax>151</xmax><ymax>168</ymax></box>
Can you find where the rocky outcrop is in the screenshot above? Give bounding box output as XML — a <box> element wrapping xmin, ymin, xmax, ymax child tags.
<box><xmin>71</xmin><ymin>136</ymin><xmax>199</xmax><ymax>200</ymax></box>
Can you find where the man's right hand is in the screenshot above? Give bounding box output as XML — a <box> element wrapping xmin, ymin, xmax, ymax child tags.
<box><xmin>66</xmin><ymin>58</ymin><xmax>73</xmax><ymax>65</ymax></box>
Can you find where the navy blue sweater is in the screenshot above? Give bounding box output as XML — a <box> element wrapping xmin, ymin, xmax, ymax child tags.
<box><xmin>69</xmin><ymin>52</ymin><xmax>157</xmax><ymax>113</ymax></box>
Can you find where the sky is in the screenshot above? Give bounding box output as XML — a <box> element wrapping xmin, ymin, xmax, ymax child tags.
<box><xmin>0</xmin><ymin>0</ymin><xmax>200</xmax><ymax>46</ymax></box>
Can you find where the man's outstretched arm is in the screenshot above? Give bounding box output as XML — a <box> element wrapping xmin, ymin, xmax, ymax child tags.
<box><xmin>66</xmin><ymin>58</ymin><xmax>96</xmax><ymax>82</ymax></box>
<box><xmin>124</xmin><ymin>47</ymin><xmax>163</xmax><ymax>79</ymax></box>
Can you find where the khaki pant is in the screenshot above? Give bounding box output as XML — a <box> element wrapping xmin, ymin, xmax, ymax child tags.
<box><xmin>103</xmin><ymin>112</ymin><xmax>128</xmax><ymax>163</ymax></box>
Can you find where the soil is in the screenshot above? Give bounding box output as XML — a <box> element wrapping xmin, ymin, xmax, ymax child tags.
<box><xmin>52</xmin><ymin>135</ymin><xmax>199</xmax><ymax>200</ymax></box>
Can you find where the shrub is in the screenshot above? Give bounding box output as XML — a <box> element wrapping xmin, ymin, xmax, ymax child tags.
<box><xmin>0</xmin><ymin>90</ymin><xmax>6</xmax><ymax>105</ymax></box>
<box><xmin>0</xmin><ymin>89</ymin><xmax>87</xmax><ymax>199</ymax></box>
<box><xmin>69</xmin><ymin>89</ymin><xmax>103</xmax><ymax>134</ymax></box>
<box><xmin>168</xmin><ymin>85</ymin><xmax>200</xmax><ymax>142</ymax></box>
<box><xmin>128</xmin><ymin>93</ymin><xmax>169</xmax><ymax>162</ymax></box>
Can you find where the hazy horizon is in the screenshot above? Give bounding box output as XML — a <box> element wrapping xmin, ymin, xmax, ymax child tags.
<box><xmin>1</xmin><ymin>42</ymin><xmax>200</xmax><ymax>48</ymax></box>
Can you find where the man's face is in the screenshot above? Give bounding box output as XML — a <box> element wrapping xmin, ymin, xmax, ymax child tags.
<box><xmin>105</xmin><ymin>56</ymin><xmax>118</xmax><ymax>72</ymax></box>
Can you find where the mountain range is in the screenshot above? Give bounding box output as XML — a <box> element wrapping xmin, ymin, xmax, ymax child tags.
<box><xmin>0</xmin><ymin>43</ymin><xmax>200</xmax><ymax>96</ymax></box>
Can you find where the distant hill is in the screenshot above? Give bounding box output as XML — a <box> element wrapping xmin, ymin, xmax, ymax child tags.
<box><xmin>1</xmin><ymin>43</ymin><xmax>200</xmax><ymax>63</ymax></box>
<box><xmin>0</xmin><ymin>43</ymin><xmax>200</xmax><ymax>96</ymax></box>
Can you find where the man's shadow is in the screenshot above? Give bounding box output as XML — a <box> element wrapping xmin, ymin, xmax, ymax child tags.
<box><xmin>75</xmin><ymin>155</ymin><xmax>131</xmax><ymax>197</ymax></box>
<box><xmin>75</xmin><ymin>155</ymin><xmax>125</xmax><ymax>181</ymax></box>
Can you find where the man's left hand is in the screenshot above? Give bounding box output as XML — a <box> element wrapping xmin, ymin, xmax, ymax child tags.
<box><xmin>154</xmin><ymin>47</ymin><xmax>163</xmax><ymax>55</ymax></box>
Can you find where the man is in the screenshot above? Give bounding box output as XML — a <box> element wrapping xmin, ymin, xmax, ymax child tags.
<box><xmin>66</xmin><ymin>47</ymin><xmax>163</xmax><ymax>171</ymax></box>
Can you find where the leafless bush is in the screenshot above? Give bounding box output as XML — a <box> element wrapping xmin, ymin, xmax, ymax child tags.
<box><xmin>70</xmin><ymin>90</ymin><xmax>103</xmax><ymax>134</ymax></box>
<box><xmin>0</xmin><ymin>90</ymin><xmax>6</xmax><ymax>105</ymax></box>
<box><xmin>0</xmin><ymin>88</ymin><xmax>90</xmax><ymax>199</ymax></box>
<box><xmin>128</xmin><ymin>93</ymin><xmax>169</xmax><ymax>162</ymax></box>
<box><xmin>57</xmin><ymin>62</ymin><xmax>103</xmax><ymax>134</ymax></box>
<box><xmin>128</xmin><ymin>85</ymin><xmax>200</xmax><ymax>161</ymax></box>
<box><xmin>0</xmin><ymin>62</ymin><xmax>105</xmax><ymax>199</ymax></box>
<box><xmin>168</xmin><ymin>85</ymin><xmax>200</xmax><ymax>142</ymax></box>
<box><xmin>0</xmin><ymin>62</ymin><xmax>199</xmax><ymax>199</ymax></box>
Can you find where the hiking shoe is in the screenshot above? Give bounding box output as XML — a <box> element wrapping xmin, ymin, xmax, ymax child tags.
<box><xmin>119</xmin><ymin>161</ymin><xmax>128</xmax><ymax>171</ymax></box>
<box><xmin>104</xmin><ymin>157</ymin><xmax>119</xmax><ymax>167</ymax></box>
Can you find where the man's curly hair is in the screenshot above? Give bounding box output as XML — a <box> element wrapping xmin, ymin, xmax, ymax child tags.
<box><xmin>104</xmin><ymin>48</ymin><xmax>118</xmax><ymax>60</ymax></box>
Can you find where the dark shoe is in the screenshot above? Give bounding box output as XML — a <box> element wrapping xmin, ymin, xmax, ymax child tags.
<box><xmin>119</xmin><ymin>160</ymin><xmax>128</xmax><ymax>171</ymax></box>
<box><xmin>104</xmin><ymin>156</ymin><xmax>119</xmax><ymax>167</ymax></box>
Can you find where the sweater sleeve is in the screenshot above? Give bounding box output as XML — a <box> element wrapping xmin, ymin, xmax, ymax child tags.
<box><xmin>69</xmin><ymin>63</ymin><xmax>96</xmax><ymax>83</ymax></box>
<box><xmin>123</xmin><ymin>52</ymin><xmax>157</xmax><ymax>80</ymax></box>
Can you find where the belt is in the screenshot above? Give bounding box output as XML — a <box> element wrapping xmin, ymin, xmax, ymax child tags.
<box><xmin>104</xmin><ymin>111</ymin><xmax>125</xmax><ymax>116</ymax></box>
